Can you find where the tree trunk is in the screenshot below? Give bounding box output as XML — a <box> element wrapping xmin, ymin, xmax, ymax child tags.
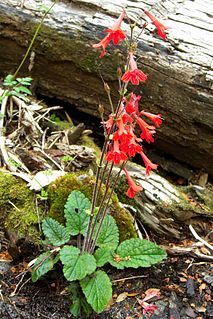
<box><xmin>0</xmin><ymin>0</ymin><xmax>212</xmax><ymax>175</ymax></box>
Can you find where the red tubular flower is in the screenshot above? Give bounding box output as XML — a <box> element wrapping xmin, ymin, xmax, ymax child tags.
<box><xmin>93</xmin><ymin>9</ymin><xmax>126</xmax><ymax>58</ymax></box>
<box><xmin>141</xmin><ymin>111</ymin><xmax>162</xmax><ymax>127</ymax></box>
<box><xmin>104</xmin><ymin>114</ymin><xmax>115</xmax><ymax>133</ymax></box>
<box><xmin>123</xmin><ymin>167</ymin><xmax>142</xmax><ymax>198</ymax></box>
<box><xmin>125</xmin><ymin>93</ymin><xmax>141</xmax><ymax>114</ymax></box>
<box><xmin>133</xmin><ymin>114</ymin><xmax>156</xmax><ymax>143</ymax></box>
<box><xmin>106</xmin><ymin>139</ymin><xmax>128</xmax><ymax>165</ymax></box>
<box><xmin>140</xmin><ymin>151</ymin><xmax>158</xmax><ymax>175</ymax></box>
<box><xmin>144</xmin><ymin>9</ymin><xmax>169</xmax><ymax>41</ymax></box>
<box><xmin>121</xmin><ymin>52</ymin><xmax>147</xmax><ymax>85</ymax></box>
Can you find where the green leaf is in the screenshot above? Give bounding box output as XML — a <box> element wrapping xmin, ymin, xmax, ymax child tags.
<box><xmin>60</xmin><ymin>246</ymin><xmax>96</xmax><ymax>281</ymax></box>
<box><xmin>16</xmin><ymin>86</ymin><xmax>32</xmax><ymax>95</ymax></box>
<box><xmin>94</xmin><ymin>246</ymin><xmax>114</xmax><ymax>267</ymax></box>
<box><xmin>64</xmin><ymin>191</ymin><xmax>91</xmax><ymax>235</ymax></box>
<box><xmin>3</xmin><ymin>74</ymin><xmax>17</xmax><ymax>86</ymax></box>
<box><xmin>68</xmin><ymin>282</ymin><xmax>93</xmax><ymax>318</ymax></box>
<box><xmin>80</xmin><ymin>270</ymin><xmax>112</xmax><ymax>314</ymax></box>
<box><xmin>95</xmin><ymin>215</ymin><xmax>119</xmax><ymax>249</ymax></box>
<box><xmin>109</xmin><ymin>239</ymin><xmax>167</xmax><ymax>270</ymax></box>
<box><xmin>31</xmin><ymin>252</ymin><xmax>54</xmax><ymax>282</ymax></box>
<box><xmin>16</xmin><ymin>77</ymin><xmax>33</xmax><ymax>85</ymax></box>
<box><xmin>42</xmin><ymin>217</ymin><xmax>70</xmax><ymax>246</ymax></box>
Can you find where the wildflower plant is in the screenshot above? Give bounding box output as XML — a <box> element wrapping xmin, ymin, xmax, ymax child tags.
<box><xmin>30</xmin><ymin>8</ymin><xmax>168</xmax><ymax>317</ymax></box>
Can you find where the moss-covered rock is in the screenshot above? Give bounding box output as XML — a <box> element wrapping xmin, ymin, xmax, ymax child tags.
<box><xmin>0</xmin><ymin>171</ymin><xmax>42</xmax><ymax>242</ymax></box>
<box><xmin>47</xmin><ymin>172</ymin><xmax>137</xmax><ymax>241</ymax></box>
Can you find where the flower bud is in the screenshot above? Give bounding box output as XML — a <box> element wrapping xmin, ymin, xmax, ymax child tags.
<box><xmin>104</xmin><ymin>82</ymin><xmax>110</xmax><ymax>93</ymax></box>
<box><xmin>117</xmin><ymin>67</ymin><xmax>122</xmax><ymax>78</ymax></box>
<box><xmin>98</xmin><ymin>104</ymin><xmax>104</xmax><ymax>114</ymax></box>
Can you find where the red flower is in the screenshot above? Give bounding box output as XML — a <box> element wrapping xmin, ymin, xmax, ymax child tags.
<box><xmin>104</xmin><ymin>114</ymin><xmax>115</xmax><ymax>133</ymax></box>
<box><xmin>125</xmin><ymin>93</ymin><xmax>141</xmax><ymax>114</ymax></box>
<box><xmin>121</xmin><ymin>52</ymin><xmax>147</xmax><ymax>85</ymax></box>
<box><xmin>106</xmin><ymin>140</ymin><xmax>128</xmax><ymax>165</ymax></box>
<box><xmin>141</xmin><ymin>111</ymin><xmax>162</xmax><ymax>127</ymax></box>
<box><xmin>140</xmin><ymin>151</ymin><xmax>158</xmax><ymax>175</ymax></box>
<box><xmin>123</xmin><ymin>168</ymin><xmax>142</xmax><ymax>198</ymax></box>
<box><xmin>144</xmin><ymin>10</ymin><xmax>169</xmax><ymax>41</ymax></box>
<box><xmin>134</xmin><ymin>114</ymin><xmax>156</xmax><ymax>143</ymax></box>
<box><xmin>93</xmin><ymin>9</ymin><xmax>126</xmax><ymax>58</ymax></box>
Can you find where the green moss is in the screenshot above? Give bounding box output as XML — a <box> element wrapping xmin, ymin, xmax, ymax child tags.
<box><xmin>47</xmin><ymin>172</ymin><xmax>137</xmax><ymax>240</ymax></box>
<box><xmin>0</xmin><ymin>171</ymin><xmax>42</xmax><ymax>242</ymax></box>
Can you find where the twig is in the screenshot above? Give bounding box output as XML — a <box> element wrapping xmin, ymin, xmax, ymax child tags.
<box><xmin>112</xmin><ymin>275</ymin><xmax>148</xmax><ymax>283</ymax></box>
<box><xmin>0</xmin><ymin>94</ymin><xmax>17</xmax><ymax>171</ymax></box>
<box><xmin>189</xmin><ymin>224</ymin><xmax>213</xmax><ymax>251</ymax></box>
<box><xmin>41</xmin><ymin>128</ymin><xmax>48</xmax><ymax>150</ymax></box>
<box><xmin>34</xmin><ymin>147</ymin><xmax>63</xmax><ymax>171</ymax></box>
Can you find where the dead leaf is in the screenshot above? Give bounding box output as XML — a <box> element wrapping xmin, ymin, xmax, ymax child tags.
<box><xmin>199</xmin><ymin>283</ymin><xmax>206</xmax><ymax>293</ymax></box>
<box><xmin>0</xmin><ymin>252</ymin><xmax>13</xmax><ymax>262</ymax></box>
<box><xmin>204</xmin><ymin>293</ymin><xmax>211</xmax><ymax>302</ymax></box>
<box><xmin>116</xmin><ymin>292</ymin><xmax>128</xmax><ymax>303</ymax></box>
<box><xmin>142</xmin><ymin>288</ymin><xmax>161</xmax><ymax>302</ymax></box>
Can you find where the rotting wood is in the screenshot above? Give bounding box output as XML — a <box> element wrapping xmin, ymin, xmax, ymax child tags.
<box><xmin>114</xmin><ymin>164</ymin><xmax>213</xmax><ymax>240</ymax></box>
<box><xmin>0</xmin><ymin>0</ymin><xmax>212</xmax><ymax>176</ymax></box>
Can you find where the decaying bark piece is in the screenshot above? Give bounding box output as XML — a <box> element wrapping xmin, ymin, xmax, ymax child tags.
<box><xmin>115</xmin><ymin>164</ymin><xmax>213</xmax><ymax>240</ymax></box>
<box><xmin>0</xmin><ymin>0</ymin><xmax>212</xmax><ymax>176</ymax></box>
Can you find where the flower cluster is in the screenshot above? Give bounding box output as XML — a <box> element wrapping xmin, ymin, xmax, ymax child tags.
<box><xmin>104</xmin><ymin>93</ymin><xmax>162</xmax><ymax>197</ymax></box>
<box><xmin>93</xmin><ymin>9</ymin><xmax>167</xmax><ymax>198</ymax></box>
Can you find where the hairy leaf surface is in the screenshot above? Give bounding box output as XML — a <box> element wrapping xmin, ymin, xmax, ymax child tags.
<box><xmin>109</xmin><ymin>238</ymin><xmax>167</xmax><ymax>269</ymax></box>
<box><xmin>60</xmin><ymin>246</ymin><xmax>96</xmax><ymax>281</ymax></box>
<box><xmin>95</xmin><ymin>215</ymin><xmax>119</xmax><ymax>249</ymax></box>
<box><xmin>64</xmin><ymin>191</ymin><xmax>91</xmax><ymax>235</ymax></box>
<box><xmin>42</xmin><ymin>217</ymin><xmax>70</xmax><ymax>246</ymax></box>
<box><xmin>80</xmin><ymin>270</ymin><xmax>112</xmax><ymax>313</ymax></box>
<box><xmin>31</xmin><ymin>252</ymin><xmax>54</xmax><ymax>282</ymax></box>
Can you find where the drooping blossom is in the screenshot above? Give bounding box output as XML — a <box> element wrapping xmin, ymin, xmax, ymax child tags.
<box><xmin>106</xmin><ymin>139</ymin><xmax>128</xmax><ymax>165</ymax></box>
<box><xmin>121</xmin><ymin>52</ymin><xmax>147</xmax><ymax>85</ymax></box>
<box><xmin>125</xmin><ymin>93</ymin><xmax>141</xmax><ymax>114</ymax></box>
<box><xmin>133</xmin><ymin>113</ymin><xmax>156</xmax><ymax>143</ymax></box>
<box><xmin>144</xmin><ymin>9</ymin><xmax>169</xmax><ymax>41</ymax></box>
<box><xmin>93</xmin><ymin>9</ymin><xmax>126</xmax><ymax>58</ymax></box>
<box><xmin>140</xmin><ymin>151</ymin><xmax>158</xmax><ymax>175</ymax></box>
<box><xmin>123</xmin><ymin>167</ymin><xmax>142</xmax><ymax>198</ymax></box>
<box><xmin>141</xmin><ymin>111</ymin><xmax>162</xmax><ymax>127</ymax></box>
<box><xmin>104</xmin><ymin>114</ymin><xmax>115</xmax><ymax>133</ymax></box>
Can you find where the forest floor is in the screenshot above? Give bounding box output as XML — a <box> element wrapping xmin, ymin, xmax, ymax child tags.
<box><xmin>0</xmin><ymin>232</ymin><xmax>212</xmax><ymax>319</ymax></box>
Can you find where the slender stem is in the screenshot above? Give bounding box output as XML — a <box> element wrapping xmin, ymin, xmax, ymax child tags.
<box><xmin>86</xmin><ymin>162</ymin><xmax>114</xmax><ymax>252</ymax></box>
<box><xmin>89</xmin><ymin>163</ymin><xmax>125</xmax><ymax>254</ymax></box>
<box><xmin>13</xmin><ymin>1</ymin><xmax>56</xmax><ymax>79</ymax></box>
<box><xmin>107</xmin><ymin>90</ymin><xmax>114</xmax><ymax>113</ymax></box>
<box><xmin>82</xmin><ymin>138</ymin><xmax>110</xmax><ymax>252</ymax></box>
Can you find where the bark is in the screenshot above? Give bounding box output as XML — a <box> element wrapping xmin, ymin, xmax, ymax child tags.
<box><xmin>0</xmin><ymin>0</ymin><xmax>212</xmax><ymax>175</ymax></box>
<box><xmin>115</xmin><ymin>164</ymin><xmax>213</xmax><ymax>240</ymax></box>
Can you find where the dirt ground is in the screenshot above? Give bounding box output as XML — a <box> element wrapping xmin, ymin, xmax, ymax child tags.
<box><xmin>0</xmin><ymin>238</ymin><xmax>212</xmax><ymax>319</ymax></box>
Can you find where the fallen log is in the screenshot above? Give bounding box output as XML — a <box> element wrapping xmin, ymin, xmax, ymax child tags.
<box><xmin>0</xmin><ymin>0</ymin><xmax>212</xmax><ymax>176</ymax></box>
<box><xmin>115</xmin><ymin>164</ymin><xmax>213</xmax><ymax>240</ymax></box>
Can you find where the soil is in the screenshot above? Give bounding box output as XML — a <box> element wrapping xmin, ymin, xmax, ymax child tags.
<box><xmin>0</xmin><ymin>240</ymin><xmax>212</xmax><ymax>319</ymax></box>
